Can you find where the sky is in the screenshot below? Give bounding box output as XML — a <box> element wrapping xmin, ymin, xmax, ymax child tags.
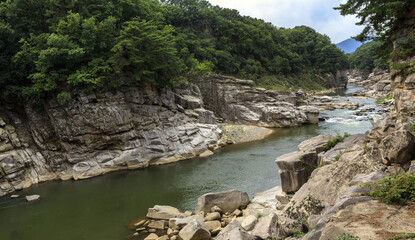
<box><xmin>206</xmin><ymin>0</ymin><xmax>363</xmax><ymax>44</ymax></box>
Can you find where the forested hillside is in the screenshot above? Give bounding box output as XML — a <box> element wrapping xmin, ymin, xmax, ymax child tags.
<box><xmin>348</xmin><ymin>41</ymin><xmax>389</xmax><ymax>75</ymax></box>
<box><xmin>0</xmin><ymin>0</ymin><xmax>348</xmax><ymax>103</ymax></box>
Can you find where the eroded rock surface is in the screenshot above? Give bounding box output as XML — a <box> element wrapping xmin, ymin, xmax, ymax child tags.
<box><xmin>197</xmin><ymin>75</ymin><xmax>319</xmax><ymax>127</ymax></box>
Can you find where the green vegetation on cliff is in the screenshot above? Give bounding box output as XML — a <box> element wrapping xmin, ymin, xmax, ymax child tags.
<box><xmin>0</xmin><ymin>0</ymin><xmax>347</xmax><ymax>103</ymax></box>
<box><xmin>365</xmin><ymin>173</ymin><xmax>415</xmax><ymax>205</ymax></box>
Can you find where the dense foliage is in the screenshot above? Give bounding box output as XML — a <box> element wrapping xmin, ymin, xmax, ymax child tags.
<box><xmin>0</xmin><ymin>0</ymin><xmax>348</xmax><ymax>103</ymax></box>
<box><xmin>348</xmin><ymin>41</ymin><xmax>389</xmax><ymax>74</ymax></box>
<box><xmin>364</xmin><ymin>173</ymin><xmax>415</xmax><ymax>205</ymax></box>
<box><xmin>335</xmin><ymin>0</ymin><xmax>415</xmax><ymax>59</ymax></box>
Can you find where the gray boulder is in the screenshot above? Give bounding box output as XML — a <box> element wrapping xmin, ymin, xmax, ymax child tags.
<box><xmin>241</xmin><ymin>215</ymin><xmax>258</xmax><ymax>231</ymax></box>
<box><xmin>178</xmin><ymin>219</ymin><xmax>211</xmax><ymax>240</ymax></box>
<box><xmin>195</xmin><ymin>190</ymin><xmax>249</xmax><ymax>214</ymax></box>
<box><xmin>252</xmin><ymin>212</ymin><xmax>278</xmax><ymax>239</ymax></box>
<box><xmin>147</xmin><ymin>205</ymin><xmax>180</xmax><ymax>220</ymax></box>
<box><xmin>380</xmin><ymin>130</ymin><xmax>415</xmax><ymax>165</ymax></box>
<box><xmin>276</xmin><ymin>151</ymin><xmax>317</xmax><ymax>193</ymax></box>
<box><xmin>216</xmin><ymin>219</ymin><xmax>253</xmax><ymax>240</ymax></box>
<box><xmin>169</xmin><ymin>215</ymin><xmax>204</xmax><ymax>230</ymax></box>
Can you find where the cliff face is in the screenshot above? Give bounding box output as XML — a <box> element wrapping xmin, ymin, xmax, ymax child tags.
<box><xmin>0</xmin><ymin>84</ymin><xmax>223</xmax><ymax>196</ymax></box>
<box><xmin>277</xmin><ymin>9</ymin><xmax>415</xmax><ymax>240</ymax></box>
<box><xmin>197</xmin><ymin>75</ymin><xmax>319</xmax><ymax>127</ymax></box>
<box><xmin>0</xmin><ymin>76</ymin><xmax>321</xmax><ymax>197</ymax></box>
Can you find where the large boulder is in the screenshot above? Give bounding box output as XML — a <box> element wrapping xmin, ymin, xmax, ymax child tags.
<box><xmin>169</xmin><ymin>216</ymin><xmax>204</xmax><ymax>230</ymax></box>
<box><xmin>216</xmin><ymin>219</ymin><xmax>253</xmax><ymax>240</ymax></box>
<box><xmin>195</xmin><ymin>190</ymin><xmax>249</xmax><ymax>214</ymax></box>
<box><xmin>297</xmin><ymin>134</ymin><xmax>335</xmax><ymax>153</ymax></box>
<box><xmin>252</xmin><ymin>212</ymin><xmax>279</xmax><ymax>239</ymax></box>
<box><xmin>283</xmin><ymin>146</ymin><xmax>383</xmax><ymax>220</ymax></box>
<box><xmin>380</xmin><ymin>130</ymin><xmax>415</xmax><ymax>165</ymax></box>
<box><xmin>178</xmin><ymin>219</ymin><xmax>211</xmax><ymax>240</ymax></box>
<box><xmin>147</xmin><ymin>205</ymin><xmax>180</xmax><ymax>220</ymax></box>
<box><xmin>275</xmin><ymin>151</ymin><xmax>317</xmax><ymax>193</ymax></box>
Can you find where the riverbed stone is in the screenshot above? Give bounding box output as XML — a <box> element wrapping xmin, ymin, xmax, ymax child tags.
<box><xmin>241</xmin><ymin>215</ymin><xmax>258</xmax><ymax>231</ymax></box>
<box><xmin>205</xmin><ymin>212</ymin><xmax>221</xmax><ymax>221</ymax></box>
<box><xmin>148</xmin><ymin>221</ymin><xmax>166</xmax><ymax>230</ymax></box>
<box><xmin>144</xmin><ymin>233</ymin><xmax>159</xmax><ymax>240</ymax></box>
<box><xmin>211</xmin><ymin>206</ymin><xmax>222</xmax><ymax>213</ymax></box>
<box><xmin>205</xmin><ymin>220</ymin><xmax>222</xmax><ymax>234</ymax></box>
<box><xmin>147</xmin><ymin>205</ymin><xmax>180</xmax><ymax>220</ymax></box>
<box><xmin>25</xmin><ymin>195</ymin><xmax>40</xmax><ymax>202</ymax></box>
<box><xmin>252</xmin><ymin>212</ymin><xmax>278</xmax><ymax>239</ymax></box>
<box><xmin>169</xmin><ymin>216</ymin><xmax>204</xmax><ymax>230</ymax></box>
<box><xmin>195</xmin><ymin>190</ymin><xmax>249</xmax><ymax>214</ymax></box>
<box><xmin>178</xmin><ymin>219</ymin><xmax>211</xmax><ymax>240</ymax></box>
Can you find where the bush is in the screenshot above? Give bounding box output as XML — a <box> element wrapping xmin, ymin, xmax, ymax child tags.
<box><xmin>322</xmin><ymin>132</ymin><xmax>351</xmax><ymax>151</ymax></box>
<box><xmin>364</xmin><ymin>173</ymin><xmax>415</xmax><ymax>205</ymax></box>
<box><xmin>376</xmin><ymin>95</ymin><xmax>393</xmax><ymax>104</ymax></box>
<box><xmin>333</xmin><ymin>234</ymin><xmax>359</xmax><ymax>240</ymax></box>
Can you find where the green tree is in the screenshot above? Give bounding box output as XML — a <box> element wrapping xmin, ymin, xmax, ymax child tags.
<box><xmin>111</xmin><ymin>19</ymin><xmax>182</xmax><ymax>86</ymax></box>
<box><xmin>335</xmin><ymin>0</ymin><xmax>415</xmax><ymax>58</ymax></box>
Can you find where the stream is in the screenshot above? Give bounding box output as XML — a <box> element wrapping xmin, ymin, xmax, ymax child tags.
<box><xmin>0</xmin><ymin>86</ymin><xmax>382</xmax><ymax>240</ymax></box>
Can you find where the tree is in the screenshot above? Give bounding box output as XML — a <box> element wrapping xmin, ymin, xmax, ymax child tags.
<box><xmin>111</xmin><ymin>19</ymin><xmax>182</xmax><ymax>86</ymax></box>
<box><xmin>335</xmin><ymin>0</ymin><xmax>415</xmax><ymax>59</ymax></box>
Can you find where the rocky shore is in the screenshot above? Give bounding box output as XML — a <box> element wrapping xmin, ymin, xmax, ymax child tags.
<box><xmin>0</xmin><ymin>75</ymin><xmax>320</xmax><ymax>197</ymax></box>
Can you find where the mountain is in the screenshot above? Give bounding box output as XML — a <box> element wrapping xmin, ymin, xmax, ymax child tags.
<box><xmin>336</xmin><ymin>38</ymin><xmax>363</xmax><ymax>53</ymax></box>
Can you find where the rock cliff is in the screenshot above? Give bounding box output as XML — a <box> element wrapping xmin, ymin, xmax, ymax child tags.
<box><xmin>273</xmin><ymin>9</ymin><xmax>415</xmax><ymax>239</ymax></box>
<box><xmin>197</xmin><ymin>75</ymin><xmax>319</xmax><ymax>127</ymax></box>
<box><xmin>0</xmin><ymin>77</ymin><xmax>320</xmax><ymax>197</ymax></box>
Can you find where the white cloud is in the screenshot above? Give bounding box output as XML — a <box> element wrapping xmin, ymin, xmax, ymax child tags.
<box><xmin>206</xmin><ymin>0</ymin><xmax>363</xmax><ymax>43</ymax></box>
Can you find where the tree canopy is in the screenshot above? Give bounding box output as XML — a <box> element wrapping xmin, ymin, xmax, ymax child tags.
<box><xmin>348</xmin><ymin>41</ymin><xmax>389</xmax><ymax>74</ymax></box>
<box><xmin>335</xmin><ymin>0</ymin><xmax>415</xmax><ymax>59</ymax></box>
<box><xmin>0</xmin><ymin>0</ymin><xmax>348</xmax><ymax>103</ymax></box>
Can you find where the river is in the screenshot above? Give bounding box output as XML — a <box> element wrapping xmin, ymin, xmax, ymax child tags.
<box><xmin>0</xmin><ymin>86</ymin><xmax>382</xmax><ymax>240</ymax></box>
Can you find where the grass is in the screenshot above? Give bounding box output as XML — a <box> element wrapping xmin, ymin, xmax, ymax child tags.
<box><xmin>376</xmin><ymin>95</ymin><xmax>393</xmax><ymax>104</ymax></box>
<box><xmin>364</xmin><ymin>173</ymin><xmax>415</xmax><ymax>205</ymax></box>
<box><xmin>333</xmin><ymin>234</ymin><xmax>359</xmax><ymax>240</ymax></box>
<box><xmin>322</xmin><ymin>132</ymin><xmax>351</xmax><ymax>151</ymax></box>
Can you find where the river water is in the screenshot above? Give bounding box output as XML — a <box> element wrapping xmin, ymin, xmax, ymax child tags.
<box><xmin>0</xmin><ymin>86</ymin><xmax>382</xmax><ymax>240</ymax></box>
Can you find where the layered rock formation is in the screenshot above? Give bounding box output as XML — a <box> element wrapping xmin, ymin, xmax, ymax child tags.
<box><xmin>0</xmin><ymin>84</ymin><xmax>223</xmax><ymax>196</ymax></box>
<box><xmin>197</xmin><ymin>75</ymin><xmax>319</xmax><ymax>127</ymax></box>
<box><xmin>0</xmin><ymin>76</ymin><xmax>321</xmax><ymax>197</ymax></box>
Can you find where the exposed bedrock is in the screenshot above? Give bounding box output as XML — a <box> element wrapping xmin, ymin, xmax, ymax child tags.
<box><xmin>197</xmin><ymin>75</ymin><xmax>320</xmax><ymax>127</ymax></box>
<box><xmin>0</xmin><ymin>84</ymin><xmax>222</xmax><ymax>196</ymax></box>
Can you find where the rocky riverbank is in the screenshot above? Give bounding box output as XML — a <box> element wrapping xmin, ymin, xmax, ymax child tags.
<box><xmin>0</xmin><ymin>75</ymin><xmax>321</xmax><ymax>197</ymax></box>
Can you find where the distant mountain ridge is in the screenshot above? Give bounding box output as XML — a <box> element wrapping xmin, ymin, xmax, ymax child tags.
<box><xmin>336</xmin><ymin>38</ymin><xmax>363</xmax><ymax>53</ymax></box>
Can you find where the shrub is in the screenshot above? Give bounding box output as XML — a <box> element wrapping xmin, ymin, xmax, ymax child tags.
<box><xmin>293</xmin><ymin>229</ymin><xmax>305</xmax><ymax>238</ymax></box>
<box><xmin>322</xmin><ymin>132</ymin><xmax>351</xmax><ymax>151</ymax></box>
<box><xmin>364</xmin><ymin>173</ymin><xmax>415</xmax><ymax>205</ymax></box>
<box><xmin>388</xmin><ymin>233</ymin><xmax>415</xmax><ymax>240</ymax></box>
<box><xmin>376</xmin><ymin>95</ymin><xmax>393</xmax><ymax>104</ymax></box>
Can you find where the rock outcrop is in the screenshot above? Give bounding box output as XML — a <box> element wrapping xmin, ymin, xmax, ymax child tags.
<box><xmin>197</xmin><ymin>75</ymin><xmax>319</xmax><ymax>127</ymax></box>
<box><xmin>0</xmin><ymin>74</ymin><xmax>322</xmax><ymax>197</ymax></box>
<box><xmin>195</xmin><ymin>190</ymin><xmax>250</xmax><ymax>214</ymax></box>
<box><xmin>0</xmin><ymin>84</ymin><xmax>222</xmax><ymax>196</ymax></box>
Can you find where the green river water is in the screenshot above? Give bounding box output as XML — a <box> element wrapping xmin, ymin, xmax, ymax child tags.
<box><xmin>0</xmin><ymin>86</ymin><xmax>382</xmax><ymax>240</ymax></box>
